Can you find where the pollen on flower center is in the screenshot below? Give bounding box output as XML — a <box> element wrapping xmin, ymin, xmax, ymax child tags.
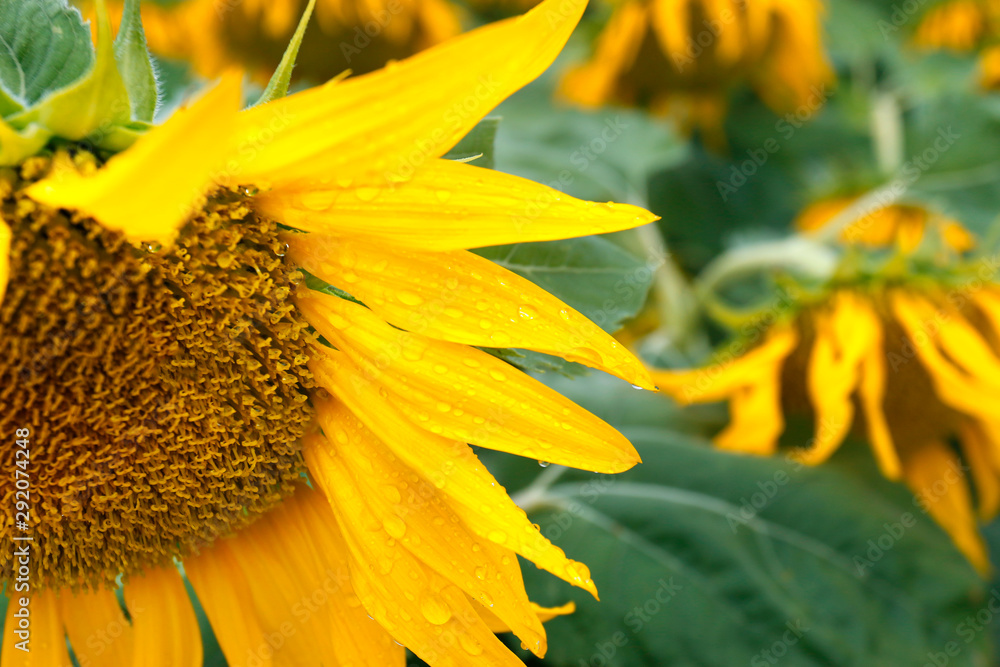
<box><xmin>0</xmin><ymin>156</ymin><xmax>316</xmax><ymax>589</ymax></box>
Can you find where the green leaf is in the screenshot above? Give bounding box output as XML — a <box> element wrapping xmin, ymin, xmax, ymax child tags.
<box><xmin>443</xmin><ymin>117</ymin><xmax>500</xmax><ymax>170</ymax></box>
<box><xmin>474</xmin><ymin>236</ymin><xmax>655</xmax><ymax>334</ymax></box>
<box><xmin>0</xmin><ymin>0</ymin><xmax>94</xmax><ymax>110</ymax></box>
<box><xmin>9</xmin><ymin>0</ymin><xmax>130</xmax><ymax>142</ymax></box>
<box><xmin>479</xmin><ymin>347</ymin><xmax>591</xmax><ymax>379</ymax></box>
<box><xmin>114</xmin><ymin>0</ymin><xmax>158</xmax><ymax>122</ymax></box>
<box><xmin>514</xmin><ymin>427</ymin><xmax>987</xmax><ymax>666</ymax></box>
<box><xmin>255</xmin><ymin>0</ymin><xmax>317</xmax><ymax>106</ymax></box>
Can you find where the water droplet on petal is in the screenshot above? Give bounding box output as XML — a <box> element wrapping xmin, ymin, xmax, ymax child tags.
<box><xmin>420</xmin><ymin>595</ymin><xmax>453</xmax><ymax>625</ymax></box>
<box><xmin>355</xmin><ymin>186</ymin><xmax>380</xmax><ymax>201</ymax></box>
<box><xmin>518</xmin><ymin>305</ymin><xmax>538</xmax><ymax>319</ymax></box>
<box><xmin>538</xmin><ymin>460</ymin><xmax>551</xmax><ymax>468</ymax></box>
<box><xmin>383</xmin><ymin>515</ymin><xmax>407</xmax><ymax>539</ymax></box>
<box><xmin>488</xmin><ymin>530</ymin><xmax>507</xmax><ymax>544</ymax></box>
<box><xmin>397</xmin><ymin>291</ymin><xmax>424</xmax><ymax>306</ymax></box>
<box><xmin>459</xmin><ymin>633</ymin><xmax>484</xmax><ymax>656</ymax></box>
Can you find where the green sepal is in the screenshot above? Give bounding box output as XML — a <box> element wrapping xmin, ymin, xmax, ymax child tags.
<box><xmin>96</xmin><ymin>120</ymin><xmax>153</xmax><ymax>153</ymax></box>
<box><xmin>0</xmin><ymin>119</ymin><xmax>51</xmax><ymax>166</ymax></box>
<box><xmin>0</xmin><ymin>88</ymin><xmax>22</xmax><ymax>118</ymax></box>
<box><xmin>254</xmin><ymin>0</ymin><xmax>317</xmax><ymax>106</ymax></box>
<box><xmin>0</xmin><ymin>0</ymin><xmax>94</xmax><ymax>112</ymax></box>
<box><xmin>114</xmin><ymin>0</ymin><xmax>158</xmax><ymax>122</ymax></box>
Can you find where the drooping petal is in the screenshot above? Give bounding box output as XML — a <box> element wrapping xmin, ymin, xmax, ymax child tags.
<box><xmin>801</xmin><ymin>293</ymin><xmax>880</xmax><ymax>465</ymax></box>
<box><xmin>304</xmin><ymin>409</ymin><xmax>549</xmax><ymax>656</ymax></box>
<box><xmin>714</xmin><ymin>376</ymin><xmax>784</xmax><ymax>455</ymax></box>
<box><xmin>26</xmin><ymin>74</ymin><xmax>241</xmax><ymax>245</ymax></box>
<box><xmin>1</xmin><ymin>589</ymin><xmax>71</xmax><ymax>667</ymax></box>
<box><xmin>891</xmin><ymin>292</ymin><xmax>1000</xmax><ymax>417</ymax></box>
<box><xmin>959</xmin><ymin>421</ymin><xmax>1000</xmax><ymax>520</ymax></box>
<box><xmin>857</xmin><ymin>326</ymin><xmax>902</xmax><ymax>480</ymax></box>
<box><xmin>558</xmin><ymin>1</ymin><xmax>648</xmax><ymax>107</ymax></box>
<box><xmin>297</xmin><ymin>291</ymin><xmax>640</xmax><ymax>472</ymax></box>
<box><xmin>230</xmin><ymin>0</ymin><xmax>586</xmax><ymax>188</ymax></box>
<box><xmin>60</xmin><ymin>586</ymin><xmax>134</xmax><ymax>667</ymax></box>
<box><xmin>124</xmin><ymin>565</ymin><xmax>201</xmax><ymax>667</ymax></box>
<box><xmin>653</xmin><ymin>326</ymin><xmax>798</xmax><ymax>404</ymax></box>
<box><xmin>258</xmin><ymin>159</ymin><xmax>656</xmax><ymax>252</ymax></box>
<box><xmin>308</xmin><ymin>343</ymin><xmax>599</xmax><ymax>596</ymax></box>
<box><xmin>903</xmin><ymin>440</ymin><xmax>989</xmax><ymax>574</ymax></box>
<box><xmin>478</xmin><ymin>602</ymin><xmax>576</xmax><ymax>634</ymax></box>
<box><xmin>286</xmin><ymin>233</ymin><xmax>655</xmax><ymax>388</ymax></box>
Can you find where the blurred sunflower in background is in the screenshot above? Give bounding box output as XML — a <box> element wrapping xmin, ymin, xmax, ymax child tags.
<box><xmin>558</xmin><ymin>0</ymin><xmax>834</xmax><ymax>148</ymax></box>
<box><xmin>652</xmin><ymin>190</ymin><xmax>1000</xmax><ymax>571</ymax></box>
<box><xmin>0</xmin><ymin>0</ymin><xmax>659</xmax><ymax>664</ymax></box>
<box><xmin>78</xmin><ymin>0</ymin><xmax>462</xmax><ymax>82</ymax></box>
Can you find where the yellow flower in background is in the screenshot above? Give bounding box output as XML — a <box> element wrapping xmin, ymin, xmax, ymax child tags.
<box><xmin>0</xmin><ymin>0</ymin><xmax>660</xmax><ymax>663</ymax></box>
<box><xmin>913</xmin><ymin>0</ymin><xmax>1000</xmax><ymax>50</ymax></box>
<box><xmin>559</xmin><ymin>0</ymin><xmax>833</xmax><ymax>147</ymax></box>
<box><xmin>653</xmin><ymin>285</ymin><xmax>1000</xmax><ymax>573</ymax></box>
<box><xmin>795</xmin><ymin>196</ymin><xmax>976</xmax><ymax>253</ymax></box>
<box><xmin>82</xmin><ymin>0</ymin><xmax>462</xmax><ymax>81</ymax></box>
<box><xmin>980</xmin><ymin>43</ymin><xmax>1000</xmax><ymax>87</ymax></box>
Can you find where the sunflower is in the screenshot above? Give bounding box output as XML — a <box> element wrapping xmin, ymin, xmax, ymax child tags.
<box><xmin>912</xmin><ymin>0</ymin><xmax>1000</xmax><ymax>51</ymax></box>
<box><xmin>0</xmin><ymin>0</ymin><xmax>659</xmax><ymax>663</ymax></box>
<box><xmin>81</xmin><ymin>0</ymin><xmax>463</xmax><ymax>81</ymax></box>
<box><xmin>794</xmin><ymin>195</ymin><xmax>976</xmax><ymax>253</ymax></box>
<box><xmin>558</xmin><ymin>0</ymin><xmax>833</xmax><ymax>147</ymax></box>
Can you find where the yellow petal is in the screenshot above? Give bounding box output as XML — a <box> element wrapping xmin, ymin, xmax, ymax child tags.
<box><xmin>61</xmin><ymin>586</ymin><xmax>134</xmax><ymax>667</ymax></box>
<box><xmin>800</xmin><ymin>293</ymin><xmax>880</xmax><ymax>465</ymax></box>
<box><xmin>308</xmin><ymin>343</ymin><xmax>600</xmax><ymax>596</ymax></box>
<box><xmin>653</xmin><ymin>325</ymin><xmax>798</xmax><ymax>404</ymax></box>
<box><xmin>714</xmin><ymin>376</ymin><xmax>784</xmax><ymax>455</ymax></box>
<box><xmin>891</xmin><ymin>292</ymin><xmax>1000</xmax><ymax>417</ymax></box>
<box><xmin>959</xmin><ymin>421</ymin><xmax>1000</xmax><ymax>520</ymax></box>
<box><xmin>258</xmin><ymin>158</ymin><xmax>657</xmax><ymax>251</ymax></box>
<box><xmin>298</xmin><ymin>291</ymin><xmax>640</xmax><ymax>472</ymax></box>
<box><xmin>857</xmin><ymin>325</ymin><xmax>902</xmax><ymax>480</ymax></box>
<box><xmin>0</xmin><ymin>217</ymin><xmax>9</xmax><ymax>309</ymax></box>
<box><xmin>26</xmin><ymin>74</ymin><xmax>241</xmax><ymax>246</ymax></box>
<box><xmin>304</xmin><ymin>410</ymin><xmax>549</xmax><ymax>656</ymax></box>
<box><xmin>124</xmin><ymin>565</ymin><xmax>201</xmax><ymax>667</ymax></box>
<box><xmin>904</xmin><ymin>440</ymin><xmax>989</xmax><ymax>574</ymax></box>
<box><xmin>308</xmin><ymin>465</ymin><xmax>527</xmax><ymax>667</ymax></box>
<box><xmin>286</xmin><ymin>233</ymin><xmax>655</xmax><ymax>388</ymax></box>
<box><xmin>478</xmin><ymin>601</ymin><xmax>576</xmax><ymax>633</ymax></box>
<box><xmin>1</xmin><ymin>589</ymin><xmax>71</xmax><ymax>667</ymax></box>
<box><xmin>231</xmin><ymin>0</ymin><xmax>586</xmax><ymax>188</ymax></box>
<box><xmin>558</xmin><ymin>1</ymin><xmax>648</xmax><ymax>107</ymax></box>
<box><xmin>185</xmin><ymin>542</ymin><xmax>274</xmax><ymax>667</ymax></box>
<box><xmin>200</xmin><ymin>488</ymin><xmax>403</xmax><ymax>666</ymax></box>
<box><xmin>895</xmin><ymin>292</ymin><xmax>1000</xmax><ymax>386</ymax></box>
<box><xmin>650</xmin><ymin>0</ymin><xmax>691</xmax><ymax>61</ymax></box>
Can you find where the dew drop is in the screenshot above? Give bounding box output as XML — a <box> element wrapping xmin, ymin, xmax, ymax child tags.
<box><xmin>355</xmin><ymin>187</ymin><xmax>380</xmax><ymax>201</ymax></box>
<box><xmin>558</xmin><ymin>309</ymin><xmax>571</xmax><ymax>321</ymax></box>
<box><xmin>475</xmin><ymin>566</ymin><xmax>487</xmax><ymax>580</ymax></box>
<box><xmin>488</xmin><ymin>530</ymin><xmax>508</xmax><ymax>544</ymax></box>
<box><xmin>382</xmin><ymin>485</ymin><xmax>402</xmax><ymax>504</ymax></box>
<box><xmin>518</xmin><ymin>305</ymin><xmax>538</xmax><ymax>320</ymax></box>
<box><xmin>420</xmin><ymin>596</ymin><xmax>453</xmax><ymax>625</ymax></box>
<box><xmin>538</xmin><ymin>460</ymin><xmax>551</xmax><ymax>468</ymax></box>
<box><xmin>459</xmin><ymin>634</ymin><xmax>484</xmax><ymax>656</ymax></box>
<box><xmin>382</xmin><ymin>515</ymin><xmax>407</xmax><ymax>539</ymax></box>
<box><xmin>397</xmin><ymin>291</ymin><xmax>424</xmax><ymax>306</ymax></box>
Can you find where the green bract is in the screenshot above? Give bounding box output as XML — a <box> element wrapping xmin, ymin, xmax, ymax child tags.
<box><xmin>0</xmin><ymin>0</ymin><xmax>157</xmax><ymax>165</ymax></box>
